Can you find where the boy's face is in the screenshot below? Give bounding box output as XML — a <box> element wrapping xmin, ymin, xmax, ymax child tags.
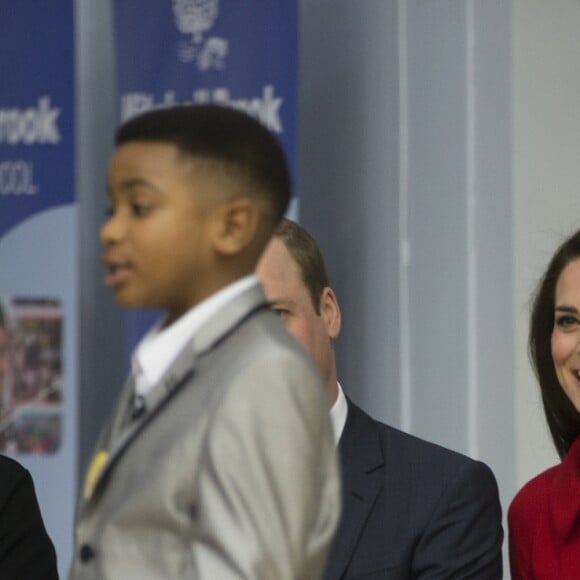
<box><xmin>101</xmin><ymin>141</ymin><xmax>217</xmax><ymax>323</ymax></box>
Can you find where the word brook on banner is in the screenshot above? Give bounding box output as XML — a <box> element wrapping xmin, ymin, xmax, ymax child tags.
<box><xmin>0</xmin><ymin>97</ymin><xmax>61</xmax><ymax>146</ymax></box>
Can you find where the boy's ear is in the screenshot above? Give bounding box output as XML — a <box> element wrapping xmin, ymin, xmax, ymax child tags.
<box><xmin>211</xmin><ymin>197</ymin><xmax>259</xmax><ymax>256</ymax></box>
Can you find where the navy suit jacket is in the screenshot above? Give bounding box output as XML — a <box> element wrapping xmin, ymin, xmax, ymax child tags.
<box><xmin>0</xmin><ymin>455</ymin><xmax>59</xmax><ymax>579</ymax></box>
<box><xmin>324</xmin><ymin>400</ymin><xmax>503</xmax><ymax>579</ymax></box>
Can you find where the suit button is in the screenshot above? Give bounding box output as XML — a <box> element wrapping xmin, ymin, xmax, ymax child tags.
<box><xmin>80</xmin><ymin>544</ymin><xmax>96</xmax><ymax>563</ymax></box>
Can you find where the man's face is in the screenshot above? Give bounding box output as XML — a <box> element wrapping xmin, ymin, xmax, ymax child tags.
<box><xmin>101</xmin><ymin>142</ymin><xmax>218</xmax><ymax>323</ymax></box>
<box><xmin>257</xmin><ymin>237</ymin><xmax>340</xmax><ymax>394</ymax></box>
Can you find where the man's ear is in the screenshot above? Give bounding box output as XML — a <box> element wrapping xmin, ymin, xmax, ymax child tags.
<box><xmin>320</xmin><ymin>287</ymin><xmax>341</xmax><ymax>339</ymax></box>
<box><xmin>212</xmin><ymin>197</ymin><xmax>259</xmax><ymax>256</ymax></box>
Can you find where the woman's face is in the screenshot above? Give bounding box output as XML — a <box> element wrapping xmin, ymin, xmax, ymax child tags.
<box><xmin>551</xmin><ymin>258</ymin><xmax>580</xmax><ymax>413</ymax></box>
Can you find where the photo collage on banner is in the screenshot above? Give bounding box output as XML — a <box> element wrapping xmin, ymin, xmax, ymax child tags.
<box><xmin>0</xmin><ymin>297</ymin><xmax>62</xmax><ymax>454</ymax></box>
<box><xmin>114</xmin><ymin>0</ymin><xmax>299</xmax><ymax>348</ymax></box>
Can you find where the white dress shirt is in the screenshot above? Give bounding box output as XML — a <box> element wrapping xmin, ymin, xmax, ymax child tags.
<box><xmin>132</xmin><ymin>275</ymin><xmax>258</xmax><ymax>396</ymax></box>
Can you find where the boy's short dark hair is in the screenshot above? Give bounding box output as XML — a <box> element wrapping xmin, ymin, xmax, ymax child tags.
<box><xmin>273</xmin><ymin>219</ymin><xmax>330</xmax><ymax>315</ymax></box>
<box><xmin>116</xmin><ymin>104</ymin><xmax>291</xmax><ymax>223</ymax></box>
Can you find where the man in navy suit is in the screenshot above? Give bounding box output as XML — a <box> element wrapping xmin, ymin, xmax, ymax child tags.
<box><xmin>0</xmin><ymin>455</ymin><xmax>59</xmax><ymax>579</ymax></box>
<box><xmin>257</xmin><ymin>219</ymin><xmax>504</xmax><ymax>579</ymax></box>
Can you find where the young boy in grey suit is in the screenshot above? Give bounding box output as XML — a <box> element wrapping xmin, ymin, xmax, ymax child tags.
<box><xmin>69</xmin><ymin>105</ymin><xmax>340</xmax><ymax>580</ymax></box>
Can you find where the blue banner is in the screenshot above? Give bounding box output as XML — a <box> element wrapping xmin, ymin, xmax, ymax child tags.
<box><xmin>0</xmin><ymin>6</ymin><xmax>75</xmax><ymax>237</ymax></box>
<box><xmin>114</xmin><ymin>0</ymin><xmax>299</xmax><ymax>347</ymax></box>
<box><xmin>0</xmin><ymin>2</ymin><xmax>77</xmax><ymax>576</ymax></box>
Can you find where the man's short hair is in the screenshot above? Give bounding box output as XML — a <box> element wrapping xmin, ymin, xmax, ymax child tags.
<box><xmin>273</xmin><ymin>219</ymin><xmax>329</xmax><ymax>314</ymax></box>
<box><xmin>116</xmin><ymin>104</ymin><xmax>291</xmax><ymax>223</ymax></box>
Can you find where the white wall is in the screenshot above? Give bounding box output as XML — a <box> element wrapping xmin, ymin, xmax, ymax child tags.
<box><xmin>513</xmin><ymin>0</ymin><xmax>580</xmax><ymax>486</ymax></box>
<box><xmin>300</xmin><ymin>0</ymin><xmax>514</xmax><ymax>523</ymax></box>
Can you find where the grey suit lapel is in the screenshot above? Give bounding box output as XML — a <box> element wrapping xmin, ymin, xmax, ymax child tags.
<box><xmin>105</xmin><ymin>345</ymin><xmax>196</xmax><ymax>469</ymax></box>
<box><xmin>82</xmin><ymin>284</ymin><xmax>269</xmax><ymax>506</ymax></box>
<box><xmin>325</xmin><ymin>400</ymin><xmax>385</xmax><ymax>580</ymax></box>
<box><xmin>80</xmin><ymin>349</ymin><xmax>196</xmax><ymax>506</ymax></box>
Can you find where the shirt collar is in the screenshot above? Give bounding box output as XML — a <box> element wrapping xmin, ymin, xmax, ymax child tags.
<box><xmin>329</xmin><ymin>382</ymin><xmax>348</xmax><ymax>445</ymax></box>
<box><xmin>132</xmin><ymin>275</ymin><xmax>258</xmax><ymax>396</ymax></box>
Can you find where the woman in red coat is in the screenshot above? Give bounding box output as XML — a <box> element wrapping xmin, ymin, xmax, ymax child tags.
<box><xmin>509</xmin><ymin>230</ymin><xmax>580</xmax><ymax>579</ymax></box>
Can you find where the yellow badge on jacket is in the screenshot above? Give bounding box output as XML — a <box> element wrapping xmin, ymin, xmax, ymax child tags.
<box><xmin>84</xmin><ymin>451</ymin><xmax>109</xmax><ymax>500</ymax></box>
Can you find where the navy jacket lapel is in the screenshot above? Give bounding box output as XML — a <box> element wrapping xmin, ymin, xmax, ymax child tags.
<box><xmin>324</xmin><ymin>400</ymin><xmax>385</xmax><ymax>580</ymax></box>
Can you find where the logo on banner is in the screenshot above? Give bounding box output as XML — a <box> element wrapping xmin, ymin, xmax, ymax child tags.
<box><xmin>172</xmin><ymin>0</ymin><xmax>228</xmax><ymax>71</ymax></box>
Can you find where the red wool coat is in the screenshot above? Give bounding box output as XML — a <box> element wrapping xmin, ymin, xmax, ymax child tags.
<box><xmin>508</xmin><ymin>436</ymin><xmax>580</xmax><ymax>579</ymax></box>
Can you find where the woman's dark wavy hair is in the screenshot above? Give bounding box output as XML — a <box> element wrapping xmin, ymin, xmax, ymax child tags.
<box><xmin>529</xmin><ymin>230</ymin><xmax>580</xmax><ymax>458</ymax></box>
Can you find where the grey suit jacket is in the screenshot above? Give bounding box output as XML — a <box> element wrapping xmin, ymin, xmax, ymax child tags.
<box><xmin>70</xmin><ymin>285</ymin><xmax>340</xmax><ymax>580</ymax></box>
